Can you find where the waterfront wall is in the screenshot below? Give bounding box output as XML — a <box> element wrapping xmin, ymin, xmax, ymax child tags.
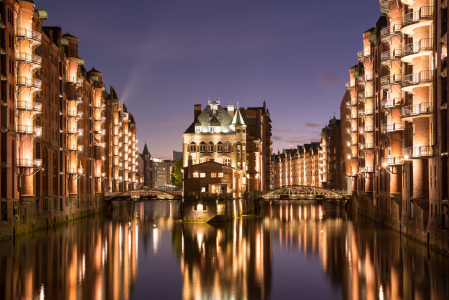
<box><xmin>0</xmin><ymin>194</ymin><xmax>110</xmax><ymax>241</ymax></box>
<box><xmin>351</xmin><ymin>194</ymin><xmax>449</xmax><ymax>254</ymax></box>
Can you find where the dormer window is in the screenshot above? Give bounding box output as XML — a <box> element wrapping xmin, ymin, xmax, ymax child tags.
<box><xmin>195</xmin><ymin>126</ymin><xmax>201</xmax><ymax>133</ymax></box>
<box><xmin>209</xmin><ymin>126</ymin><xmax>220</xmax><ymax>133</ymax></box>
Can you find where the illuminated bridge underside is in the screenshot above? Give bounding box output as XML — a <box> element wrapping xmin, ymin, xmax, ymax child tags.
<box><xmin>259</xmin><ymin>186</ymin><xmax>345</xmax><ymax>200</ymax></box>
<box><xmin>106</xmin><ymin>188</ymin><xmax>181</xmax><ymax>201</ymax></box>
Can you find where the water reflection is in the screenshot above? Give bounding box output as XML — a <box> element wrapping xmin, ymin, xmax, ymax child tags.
<box><xmin>0</xmin><ymin>200</ymin><xmax>448</xmax><ymax>299</ymax></box>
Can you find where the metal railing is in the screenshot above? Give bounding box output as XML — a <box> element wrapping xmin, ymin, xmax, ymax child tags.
<box><xmin>359</xmin><ymin>166</ymin><xmax>374</xmax><ymax>173</ymax></box>
<box><xmin>403</xmin><ymin>146</ymin><xmax>433</xmax><ymax>158</ymax></box>
<box><xmin>381</xmin><ymin>48</ymin><xmax>402</xmax><ymax>62</ymax></box>
<box><xmin>17</xmin><ymin>158</ymin><xmax>42</xmax><ymax>168</ymax></box>
<box><xmin>380</xmin><ymin>22</ymin><xmax>402</xmax><ymax>39</ymax></box>
<box><xmin>403</xmin><ymin>39</ymin><xmax>433</xmax><ymax>57</ymax></box>
<box><xmin>381</xmin><ymin>122</ymin><xmax>405</xmax><ymax>133</ymax></box>
<box><xmin>358</xmin><ymin>91</ymin><xmax>374</xmax><ymax>100</ymax></box>
<box><xmin>357</xmin><ymin>50</ymin><xmax>371</xmax><ymax>61</ymax></box>
<box><xmin>402</xmin><ymin>70</ymin><xmax>433</xmax><ymax>87</ymax></box>
<box><xmin>16</xmin><ymin>101</ymin><xmax>42</xmax><ymax>113</ymax></box>
<box><xmin>381</xmin><ymin>156</ymin><xmax>404</xmax><ymax>166</ymax></box>
<box><xmin>15</xmin><ymin>52</ymin><xmax>42</xmax><ymax>66</ymax></box>
<box><xmin>381</xmin><ymin>97</ymin><xmax>401</xmax><ymax>109</ymax></box>
<box><xmin>17</xmin><ymin>77</ymin><xmax>42</xmax><ymax>89</ymax></box>
<box><xmin>381</xmin><ymin>73</ymin><xmax>402</xmax><ymax>86</ymax></box>
<box><xmin>403</xmin><ymin>6</ymin><xmax>434</xmax><ymax>27</ymax></box>
<box><xmin>15</xmin><ymin>28</ymin><xmax>42</xmax><ymax>43</ymax></box>
<box><xmin>401</xmin><ymin>102</ymin><xmax>433</xmax><ymax>118</ymax></box>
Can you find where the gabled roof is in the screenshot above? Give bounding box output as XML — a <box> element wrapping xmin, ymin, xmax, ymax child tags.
<box><xmin>184</xmin><ymin>102</ymin><xmax>234</xmax><ymax>133</ymax></box>
<box><xmin>142</xmin><ymin>143</ymin><xmax>150</xmax><ymax>155</ymax></box>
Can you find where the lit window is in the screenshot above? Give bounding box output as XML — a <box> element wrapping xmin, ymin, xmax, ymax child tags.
<box><xmin>224</xmin><ymin>158</ymin><xmax>231</xmax><ymax>166</ymax></box>
<box><xmin>224</xmin><ymin>142</ymin><xmax>231</xmax><ymax>152</ymax></box>
<box><xmin>218</xmin><ymin>173</ymin><xmax>224</xmax><ymax>178</ymax></box>
<box><xmin>193</xmin><ymin>172</ymin><xmax>199</xmax><ymax>178</ymax></box>
<box><xmin>211</xmin><ymin>173</ymin><xmax>217</xmax><ymax>178</ymax></box>
<box><xmin>208</xmin><ymin>142</ymin><xmax>214</xmax><ymax>152</ymax></box>
<box><xmin>200</xmin><ymin>173</ymin><xmax>206</xmax><ymax>178</ymax></box>
<box><xmin>190</xmin><ymin>142</ymin><xmax>196</xmax><ymax>152</ymax></box>
<box><xmin>217</xmin><ymin>142</ymin><xmax>223</xmax><ymax>152</ymax></box>
<box><xmin>200</xmin><ymin>142</ymin><xmax>206</xmax><ymax>152</ymax></box>
<box><xmin>195</xmin><ymin>126</ymin><xmax>201</xmax><ymax>133</ymax></box>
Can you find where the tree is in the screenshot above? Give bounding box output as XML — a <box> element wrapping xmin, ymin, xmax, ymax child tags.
<box><xmin>171</xmin><ymin>158</ymin><xmax>183</xmax><ymax>189</ymax></box>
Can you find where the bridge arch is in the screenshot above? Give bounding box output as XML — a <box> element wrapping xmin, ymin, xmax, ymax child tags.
<box><xmin>259</xmin><ymin>185</ymin><xmax>345</xmax><ymax>200</ymax></box>
<box><xmin>106</xmin><ymin>188</ymin><xmax>181</xmax><ymax>201</ymax></box>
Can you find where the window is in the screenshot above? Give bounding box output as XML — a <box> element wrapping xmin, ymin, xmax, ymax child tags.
<box><xmin>224</xmin><ymin>142</ymin><xmax>231</xmax><ymax>152</ymax></box>
<box><xmin>190</xmin><ymin>142</ymin><xmax>196</xmax><ymax>152</ymax></box>
<box><xmin>217</xmin><ymin>142</ymin><xmax>223</xmax><ymax>152</ymax></box>
<box><xmin>208</xmin><ymin>142</ymin><xmax>214</xmax><ymax>152</ymax></box>
<box><xmin>200</xmin><ymin>173</ymin><xmax>206</xmax><ymax>178</ymax></box>
<box><xmin>193</xmin><ymin>172</ymin><xmax>199</xmax><ymax>178</ymax></box>
<box><xmin>211</xmin><ymin>173</ymin><xmax>217</xmax><ymax>178</ymax></box>
<box><xmin>200</xmin><ymin>142</ymin><xmax>206</xmax><ymax>152</ymax></box>
<box><xmin>195</xmin><ymin>126</ymin><xmax>201</xmax><ymax>133</ymax></box>
<box><xmin>218</xmin><ymin>173</ymin><xmax>224</xmax><ymax>178</ymax></box>
<box><xmin>224</xmin><ymin>158</ymin><xmax>231</xmax><ymax>166</ymax></box>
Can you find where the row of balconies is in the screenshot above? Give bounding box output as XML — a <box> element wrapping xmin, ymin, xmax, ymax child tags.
<box><xmin>379</xmin><ymin>7</ymin><xmax>434</xmax><ymax>39</ymax></box>
<box><xmin>358</xmin><ymin>91</ymin><xmax>374</xmax><ymax>101</ymax></box>
<box><xmin>17</xmin><ymin>158</ymin><xmax>42</xmax><ymax>168</ymax></box>
<box><xmin>359</xmin><ymin>108</ymin><xmax>374</xmax><ymax>117</ymax></box>
<box><xmin>401</xmin><ymin>102</ymin><xmax>433</xmax><ymax>118</ymax></box>
<box><xmin>380</xmin><ymin>71</ymin><xmax>433</xmax><ymax>88</ymax></box>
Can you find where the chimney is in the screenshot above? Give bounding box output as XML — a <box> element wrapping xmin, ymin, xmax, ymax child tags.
<box><xmin>227</xmin><ymin>104</ymin><xmax>235</xmax><ymax>118</ymax></box>
<box><xmin>194</xmin><ymin>104</ymin><xmax>202</xmax><ymax>119</ymax></box>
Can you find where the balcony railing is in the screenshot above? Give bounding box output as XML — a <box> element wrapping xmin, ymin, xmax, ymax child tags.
<box><xmin>381</xmin><ymin>97</ymin><xmax>401</xmax><ymax>109</ymax></box>
<box><xmin>381</xmin><ymin>122</ymin><xmax>405</xmax><ymax>133</ymax></box>
<box><xmin>359</xmin><ymin>166</ymin><xmax>374</xmax><ymax>173</ymax></box>
<box><xmin>68</xmin><ymin>96</ymin><xmax>83</xmax><ymax>104</ymax></box>
<box><xmin>15</xmin><ymin>28</ymin><xmax>42</xmax><ymax>44</ymax></box>
<box><xmin>401</xmin><ymin>102</ymin><xmax>433</xmax><ymax>118</ymax></box>
<box><xmin>17</xmin><ymin>159</ymin><xmax>42</xmax><ymax>168</ymax></box>
<box><xmin>347</xmin><ymin>171</ymin><xmax>358</xmax><ymax>177</ymax></box>
<box><xmin>380</xmin><ymin>22</ymin><xmax>402</xmax><ymax>40</ymax></box>
<box><xmin>402</xmin><ymin>70</ymin><xmax>433</xmax><ymax>87</ymax></box>
<box><xmin>15</xmin><ymin>52</ymin><xmax>42</xmax><ymax>66</ymax></box>
<box><xmin>67</xmin><ymin>111</ymin><xmax>83</xmax><ymax>119</ymax></box>
<box><xmin>16</xmin><ymin>101</ymin><xmax>42</xmax><ymax>113</ymax></box>
<box><xmin>17</xmin><ymin>77</ymin><xmax>42</xmax><ymax>90</ymax></box>
<box><xmin>345</xmin><ymin>82</ymin><xmax>355</xmax><ymax>90</ymax></box>
<box><xmin>360</xmin><ymin>108</ymin><xmax>374</xmax><ymax>116</ymax></box>
<box><xmin>381</xmin><ymin>73</ymin><xmax>402</xmax><ymax>87</ymax></box>
<box><xmin>358</xmin><ymin>91</ymin><xmax>374</xmax><ymax>100</ymax></box>
<box><xmin>381</xmin><ymin>48</ymin><xmax>402</xmax><ymax>63</ymax></box>
<box><xmin>403</xmin><ymin>146</ymin><xmax>433</xmax><ymax>159</ymax></box>
<box><xmin>357</xmin><ymin>50</ymin><xmax>371</xmax><ymax>61</ymax></box>
<box><xmin>403</xmin><ymin>6</ymin><xmax>434</xmax><ymax>27</ymax></box>
<box><xmin>16</xmin><ymin>124</ymin><xmax>41</xmax><ymax>136</ymax></box>
<box><xmin>381</xmin><ymin>156</ymin><xmax>404</xmax><ymax>166</ymax></box>
<box><xmin>364</xmin><ymin>126</ymin><xmax>374</xmax><ymax>132</ymax></box>
<box><xmin>403</xmin><ymin>39</ymin><xmax>433</xmax><ymax>57</ymax></box>
<box><xmin>68</xmin><ymin>128</ymin><xmax>83</xmax><ymax>135</ymax></box>
<box><xmin>358</xmin><ymin>72</ymin><xmax>373</xmax><ymax>84</ymax></box>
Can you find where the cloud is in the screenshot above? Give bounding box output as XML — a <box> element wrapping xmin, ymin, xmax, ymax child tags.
<box><xmin>305</xmin><ymin>122</ymin><xmax>323</xmax><ymax>128</ymax></box>
<box><xmin>318</xmin><ymin>73</ymin><xmax>345</xmax><ymax>85</ymax></box>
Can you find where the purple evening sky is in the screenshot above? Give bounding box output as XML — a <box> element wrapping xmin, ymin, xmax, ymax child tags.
<box><xmin>38</xmin><ymin>0</ymin><xmax>381</xmax><ymax>160</ymax></box>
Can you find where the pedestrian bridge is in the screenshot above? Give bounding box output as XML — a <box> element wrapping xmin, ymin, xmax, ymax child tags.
<box><xmin>105</xmin><ymin>188</ymin><xmax>182</xmax><ymax>201</ymax></box>
<box><xmin>258</xmin><ymin>185</ymin><xmax>346</xmax><ymax>200</ymax></box>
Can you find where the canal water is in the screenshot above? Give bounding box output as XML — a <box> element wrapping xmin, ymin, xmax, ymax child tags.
<box><xmin>1</xmin><ymin>200</ymin><xmax>449</xmax><ymax>300</ymax></box>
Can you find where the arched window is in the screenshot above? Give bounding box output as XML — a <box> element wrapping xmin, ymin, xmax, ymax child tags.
<box><xmin>200</xmin><ymin>142</ymin><xmax>206</xmax><ymax>152</ymax></box>
<box><xmin>224</xmin><ymin>142</ymin><xmax>231</xmax><ymax>153</ymax></box>
<box><xmin>190</xmin><ymin>142</ymin><xmax>196</xmax><ymax>152</ymax></box>
<box><xmin>217</xmin><ymin>142</ymin><xmax>223</xmax><ymax>153</ymax></box>
<box><xmin>208</xmin><ymin>142</ymin><xmax>214</xmax><ymax>152</ymax></box>
<box><xmin>224</xmin><ymin>158</ymin><xmax>231</xmax><ymax>166</ymax></box>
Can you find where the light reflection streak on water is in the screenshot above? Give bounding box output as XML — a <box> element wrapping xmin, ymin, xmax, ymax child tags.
<box><xmin>1</xmin><ymin>200</ymin><xmax>449</xmax><ymax>300</ymax></box>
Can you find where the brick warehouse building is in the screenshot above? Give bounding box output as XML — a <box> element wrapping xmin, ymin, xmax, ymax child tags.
<box><xmin>182</xmin><ymin>100</ymin><xmax>272</xmax><ymax>198</ymax></box>
<box><xmin>0</xmin><ymin>0</ymin><xmax>138</xmax><ymax>236</ymax></box>
<box><xmin>339</xmin><ymin>0</ymin><xmax>449</xmax><ymax>250</ymax></box>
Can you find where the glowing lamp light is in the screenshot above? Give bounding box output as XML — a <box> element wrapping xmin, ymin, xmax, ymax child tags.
<box><xmin>404</xmin><ymin>155</ymin><xmax>409</xmax><ymax>160</ymax></box>
<box><xmin>383</xmin><ymin>162</ymin><xmax>387</xmax><ymax>167</ymax></box>
<box><xmin>347</xmin><ymin>155</ymin><xmax>351</xmax><ymax>160</ymax></box>
<box><xmin>78</xmin><ymin>168</ymin><xmax>83</xmax><ymax>174</ymax></box>
<box><xmin>101</xmin><ymin>173</ymin><xmax>106</xmax><ymax>177</ymax></box>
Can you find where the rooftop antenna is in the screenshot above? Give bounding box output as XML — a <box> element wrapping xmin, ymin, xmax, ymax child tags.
<box><xmin>290</xmin><ymin>138</ymin><xmax>293</xmax><ymax>149</ymax></box>
<box><xmin>237</xmin><ymin>101</ymin><xmax>239</xmax><ymax>109</ymax></box>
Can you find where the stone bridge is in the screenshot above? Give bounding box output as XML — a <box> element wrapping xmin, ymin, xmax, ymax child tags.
<box><xmin>105</xmin><ymin>188</ymin><xmax>182</xmax><ymax>201</ymax></box>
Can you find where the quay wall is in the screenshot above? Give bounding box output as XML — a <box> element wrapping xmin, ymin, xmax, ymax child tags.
<box><xmin>0</xmin><ymin>195</ymin><xmax>125</xmax><ymax>241</ymax></box>
<box><xmin>350</xmin><ymin>194</ymin><xmax>449</xmax><ymax>254</ymax></box>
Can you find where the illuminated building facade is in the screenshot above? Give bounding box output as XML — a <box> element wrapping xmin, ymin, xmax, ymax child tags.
<box><xmin>182</xmin><ymin>100</ymin><xmax>249</xmax><ymax>197</ymax></box>
<box><xmin>340</xmin><ymin>0</ymin><xmax>449</xmax><ymax>249</ymax></box>
<box><xmin>0</xmin><ymin>0</ymin><xmax>138</xmax><ymax>236</ymax></box>
<box><xmin>272</xmin><ymin>142</ymin><xmax>322</xmax><ymax>188</ymax></box>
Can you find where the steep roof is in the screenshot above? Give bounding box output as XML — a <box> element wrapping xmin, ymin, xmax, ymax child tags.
<box><xmin>142</xmin><ymin>143</ymin><xmax>150</xmax><ymax>155</ymax></box>
<box><xmin>231</xmin><ymin>108</ymin><xmax>246</xmax><ymax>126</ymax></box>
<box><xmin>184</xmin><ymin>102</ymin><xmax>234</xmax><ymax>133</ymax></box>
